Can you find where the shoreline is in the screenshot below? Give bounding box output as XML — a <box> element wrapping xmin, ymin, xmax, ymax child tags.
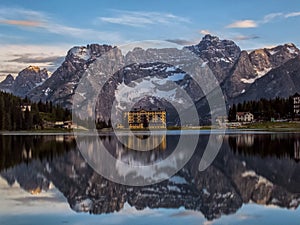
<box><xmin>0</xmin><ymin>121</ymin><xmax>299</xmax><ymax>135</ymax></box>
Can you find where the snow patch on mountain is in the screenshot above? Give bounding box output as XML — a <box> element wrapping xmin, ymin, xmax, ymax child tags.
<box><xmin>256</xmin><ymin>67</ymin><xmax>272</xmax><ymax>77</ymax></box>
<box><xmin>241</xmin><ymin>170</ymin><xmax>273</xmax><ymax>187</ymax></box>
<box><xmin>241</xmin><ymin>67</ymin><xmax>272</xmax><ymax>84</ymax></box>
<box><xmin>114</xmin><ymin>74</ymin><xmax>187</xmax><ymax>111</ymax></box>
<box><xmin>287</xmin><ymin>46</ymin><xmax>297</xmax><ymax>54</ymax></box>
<box><xmin>169</xmin><ymin>175</ymin><xmax>188</xmax><ymax>184</ymax></box>
<box><xmin>70</xmin><ymin>47</ymin><xmax>91</xmax><ymax>61</ymax></box>
<box><xmin>240</xmin><ymin>78</ymin><xmax>256</xmax><ymax>84</ymax></box>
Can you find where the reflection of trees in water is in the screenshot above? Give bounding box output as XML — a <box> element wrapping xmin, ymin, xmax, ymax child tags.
<box><xmin>228</xmin><ymin>133</ymin><xmax>300</xmax><ymax>161</ymax></box>
<box><xmin>0</xmin><ymin>135</ymin><xmax>76</xmax><ymax>170</ymax></box>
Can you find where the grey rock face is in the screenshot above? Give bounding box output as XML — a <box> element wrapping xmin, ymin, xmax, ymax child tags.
<box><xmin>185</xmin><ymin>34</ymin><xmax>241</xmax><ymax>83</ymax></box>
<box><xmin>233</xmin><ymin>56</ymin><xmax>300</xmax><ymax>103</ymax></box>
<box><xmin>27</xmin><ymin>44</ymin><xmax>115</xmax><ymax>108</ymax></box>
<box><xmin>0</xmin><ymin>66</ymin><xmax>49</xmax><ymax>97</ymax></box>
<box><xmin>0</xmin><ymin>74</ymin><xmax>14</xmax><ymax>93</ymax></box>
<box><xmin>12</xmin><ymin>66</ymin><xmax>49</xmax><ymax>97</ymax></box>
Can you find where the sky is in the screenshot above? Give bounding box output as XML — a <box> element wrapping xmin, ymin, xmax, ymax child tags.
<box><xmin>0</xmin><ymin>0</ymin><xmax>300</xmax><ymax>78</ymax></box>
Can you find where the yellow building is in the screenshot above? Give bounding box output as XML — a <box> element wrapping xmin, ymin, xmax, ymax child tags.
<box><xmin>124</xmin><ymin>107</ymin><xmax>166</xmax><ymax>129</ymax></box>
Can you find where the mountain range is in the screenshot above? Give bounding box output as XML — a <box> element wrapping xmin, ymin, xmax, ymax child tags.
<box><xmin>1</xmin><ymin>35</ymin><xmax>300</xmax><ymax>123</ymax></box>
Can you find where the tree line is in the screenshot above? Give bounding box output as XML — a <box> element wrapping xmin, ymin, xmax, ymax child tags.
<box><xmin>228</xmin><ymin>97</ymin><xmax>294</xmax><ymax>121</ymax></box>
<box><xmin>0</xmin><ymin>91</ymin><xmax>71</xmax><ymax>130</ymax></box>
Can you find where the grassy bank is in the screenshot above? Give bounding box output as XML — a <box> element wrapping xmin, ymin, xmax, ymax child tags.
<box><xmin>241</xmin><ymin>121</ymin><xmax>300</xmax><ymax>130</ymax></box>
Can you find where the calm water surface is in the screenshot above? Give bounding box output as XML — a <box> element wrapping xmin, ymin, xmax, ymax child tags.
<box><xmin>1</xmin><ymin>131</ymin><xmax>300</xmax><ymax>225</ymax></box>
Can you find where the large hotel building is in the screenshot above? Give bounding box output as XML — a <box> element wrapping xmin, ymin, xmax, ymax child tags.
<box><xmin>124</xmin><ymin>107</ymin><xmax>166</xmax><ymax>129</ymax></box>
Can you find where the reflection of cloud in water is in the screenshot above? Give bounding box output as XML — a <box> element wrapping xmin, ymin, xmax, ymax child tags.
<box><xmin>235</xmin><ymin>212</ymin><xmax>262</xmax><ymax>220</ymax></box>
<box><xmin>11</xmin><ymin>196</ymin><xmax>66</xmax><ymax>204</ymax></box>
<box><xmin>169</xmin><ymin>209</ymin><xmax>203</xmax><ymax>218</ymax></box>
<box><xmin>0</xmin><ymin>177</ymin><xmax>69</xmax><ymax>215</ymax></box>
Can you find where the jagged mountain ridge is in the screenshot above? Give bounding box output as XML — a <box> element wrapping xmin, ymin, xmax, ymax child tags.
<box><xmin>0</xmin><ymin>66</ymin><xmax>49</xmax><ymax>97</ymax></box>
<box><xmin>1</xmin><ymin>35</ymin><xmax>300</xmax><ymax>120</ymax></box>
<box><xmin>233</xmin><ymin>55</ymin><xmax>300</xmax><ymax>103</ymax></box>
<box><xmin>27</xmin><ymin>44</ymin><xmax>115</xmax><ymax>108</ymax></box>
<box><xmin>223</xmin><ymin>43</ymin><xmax>300</xmax><ymax>99</ymax></box>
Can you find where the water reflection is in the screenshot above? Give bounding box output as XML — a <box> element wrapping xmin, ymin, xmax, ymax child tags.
<box><xmin>123</xmin><ymin>134</ymin><xmax>167</xmax><ymax>151</ymax></box>
<box><xmin>1</xmin><ymin>132</ymin><xmax>300</xmax><ymax>223</ymax></box>
<box><xmin>228</xmin><ymin>133</ymin><xmax>300</xmax><ymax>161</ymax></box>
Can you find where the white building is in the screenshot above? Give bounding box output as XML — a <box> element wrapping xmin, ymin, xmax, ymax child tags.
<box><xmin>236</xmin><ymin>112</ymin><xmax>254</xmax><ymax>122</ymax></box>
<box><xmin>293</xmin><ymin>93</ymin><xmax>300</xmax><ymax>114</ymax></box>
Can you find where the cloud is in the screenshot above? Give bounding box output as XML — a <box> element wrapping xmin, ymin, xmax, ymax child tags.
<box><xmin>203</xmin><ymin>221</ymin><xmax>214</xmax><ymax>225</ymax></box>
<box><xmin>169</xmin><ymin>210</ymin><xmax>203</xmax><ymax>218</ymax></box>
<box><xmin>99</xmin><ymin>10</ymin><xmax>190</xmax><ymax>27</ymax></box>
<box><xmin>227</xmin><ymin>11</ymin><xmax>300</xmax><ymax>29</ymax></box>
<box><xmin>233</xmin><ymin>35</ymin><xmax>260</xmax><ymax>41</ymax></box>
<box><xmin>0</xmin><ymin>68</ymin><xmax>21</xmax><ymax>75</ymax></box>
<box><xmin>8</xmin><ymin>55</ymin><xmax>64</xmax><ymax>64</ymax></box>
<box><xmin>165</xmin><ymin>39</ymin><xmax>196</xmax><ymax>45</ymax></box>
<box><xmin>226</xmin><ymin>20</ymin><xmax>257</xmax><ymax>28</ymax></box>
<box><xmin>0</xmin><ymin>8</ymin><xmax>46</xmax><ymax>21</ymax></box>
<box><xmin>6</xmin><ymin>54</ymin><xmax>65</xmax><ymax>74</ymax></box>
<box><xmin>0</xmin><ymin>7</ymin><xmax>122</xmax><ymax>43</ymax></box>
<box><xmin>11</xmin><ymin>196</ymin><xmax>66</xmax><ymax>204</ymax></box>
<box><xmin>0</xmin><ymin>44</ymin><xmax>69</xmax><ymax>80</ymax></box>
<box><xmin>235</xmin><ymin>213</ymin><xmax>262</xmax><ymax>220</ymax></box>
<box><xmin>261</xmin><ymin>13</ymin><xmax>283</xmax><ymax>23</ymax></box>
<box><xmin>200</xmin><ymin>30</ymin><xmax>212</xmax><ymax>35</ymax></box>
<box><xmin>285</xmin><ymin>11</ymin><xmax>300</xmax><ymax>18</ymax></box>
<box><xmin>43</xmin><ymin>23</ymin><xmax>121</xmax><ymax>42</ymax></box>
<box><xmin>0</xmin><ymin>19</ymin><xmax>43</xmax><ymax>27</ymax></box>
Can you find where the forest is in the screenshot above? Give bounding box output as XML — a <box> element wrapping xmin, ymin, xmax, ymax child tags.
<box><xmin>228</xmin><ymin>97</ymin><xmax>294</xmax><ymax>122</ymax></box>
<box><xmin>0</xmin><ymin>91</ymin><xmax>71</xmax><ymax>130</ymax></box>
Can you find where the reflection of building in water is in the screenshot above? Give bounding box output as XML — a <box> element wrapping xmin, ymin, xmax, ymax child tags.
<box><xmin>126</xmin><ymin>134</ymin><xmax>167</xmax><ymax>151</ymax></box>
<box><xmin>294</xmin><ymin>139</ymin><xmax>300</xmax><ymax>160</ymax></box>
<box><xmin>21</xmin><ymin>104</ymin><xmax>31</xmax><ymax>112</ymax></box>
<box><xmin>124</xmin><ymin>107</ymin><xmax>166</xmax><ymax>129</ymax></box>
<box><xmin>29</xmin><ymin>187</ymin><xmax>42</xmax><ymax>195</ymax></box>
<box><xmin>236</xmin><ymin>134</ymin><xmax>254</xmax><ymax>147</ymax></box>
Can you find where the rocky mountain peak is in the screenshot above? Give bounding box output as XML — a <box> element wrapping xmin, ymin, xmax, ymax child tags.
<box><xmin>248</xmin><ymin>43</ymin><xmax>300</xmax><ymax>75</ymax></box>
<box><xmin>26</xmin><ymin>65</ymin><xmax>41</xmax><ymax>73</ymax></box>
<box><xmin>0</xmin><ymin>74</ymin><xmax>15</xmax><ymax>93</ymax></box>
<box><xmin>66</xmin><ymin>44</ymin><xmax>115</xmax><ymax>63</ymax></box>
<box><xmin>27</xmin><ymin>44</ymin><xmax>116</xmax><ymax>107</ymax></box>
<box><xmin>18</xmin><ymin>66</ymin><xmax>48</xmax><ymax>79</ymax></box>
<box><xmin>202</xmin><ymin>34</ymin><xmax>220</xmax><ymax>42</ymax></box>
<box><xmin>68</xmin><ymin>46</ymin><xmax>91</xmax><ymax>61</ymax></box>
<box><xmin>11</xmin><ymin>66</ymin><xmax>49</xmax><ymax>97</ymax></box>
<box><xmin>1</xmin><ymin>74</ymin><xmax>14</xmax><ymax>85</ymax></box>
<box><xmin>185</xmin><ymin>35</ymin><xmax>241</xmax><ymax>82</ymax></box>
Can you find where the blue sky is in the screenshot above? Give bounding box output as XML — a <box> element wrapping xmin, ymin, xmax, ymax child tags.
<box><xmin>0</xmin><ymin>0</ymin><xmax>300</xmax><ymax>77</ymax></box>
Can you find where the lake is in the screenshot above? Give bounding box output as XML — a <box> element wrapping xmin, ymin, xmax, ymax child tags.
<box><xmin>1</xmin><ymin>130</ymin><xmax>300</xmax><ymax>225</ymax></box>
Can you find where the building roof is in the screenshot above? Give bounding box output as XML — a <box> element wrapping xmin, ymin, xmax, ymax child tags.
<box><xmin>129</xmin><ymin>107</ymin><xmax>166</xmax><ymax>113</ymax></box>
<box><xmin>293</xmin><ymin>92</ymin><xmax>300</xmax><ymax>97</ymax></box>
<box><xmin>236</xmin><ymin>112</ymin><xmax>253</xmax><ymax>116</ymax></box>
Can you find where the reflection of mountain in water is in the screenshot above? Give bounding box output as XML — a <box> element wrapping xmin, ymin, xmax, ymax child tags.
<box><xmin>1</xmin><ymin>133</ymin><xmax>300</xmax><ymax>220</ymax></box>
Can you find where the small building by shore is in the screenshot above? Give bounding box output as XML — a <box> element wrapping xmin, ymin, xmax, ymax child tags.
<box><xmin>236</xmin><ymin>112</ymin><xmax>254</xmax><ymax>122</ymax></box>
